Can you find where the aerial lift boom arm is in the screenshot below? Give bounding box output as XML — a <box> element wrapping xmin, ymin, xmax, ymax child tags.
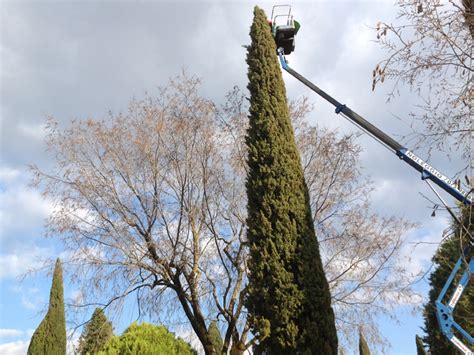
<box><xmin>277</xmin><ymin>49</ymin><xmax>471</xmax><ymax>205</ymax></box>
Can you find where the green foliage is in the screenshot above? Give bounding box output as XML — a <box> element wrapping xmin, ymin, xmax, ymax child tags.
<box><xmin>422</xmin><ymin>207</ymin><xmax>473</xmax><ymax>354</ymax></box>
<box><xmin>28</xmin><ymin>258</ymin><xmax>66</xmax><ymax>355</ymax></box>
<box><xmin>208</xmin><ymin>321</ymin><xmax>223</xmax><ymax>355</ymax></box>
<box><xmin>358</xmin><ymin>331</ymin><xmax>371</xmax><ymax>355</ymax></box>
<box><xmin>98</xmin><ymin>322</ymin><xmax>196</xmax><ymax>355</ymax></box>
<box><xmin>416</xmin><ymin>335</ymin><xmax>427</xmax><ymax>355</ymax></box>
<box><xmin>244</xmin><ymin>6</ymin><xmax>337</xmax><ymax>354</ymax></box>
<box><xmin>78</xmin><ymin>308</ymin><xmax>114</xmax><ymax>354</ymax></box>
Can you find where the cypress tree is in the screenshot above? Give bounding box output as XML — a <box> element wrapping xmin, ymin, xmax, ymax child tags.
<box><xmin>28</xmin><ymin>258</ymin><xmax>66</xmax><ymax>355</ymax></box>
<box><xmin>208</xmin><ymin>321</ymin><xmax>223</xmax><ymax>355</ymax></box>
<box><xmin>358</xmin><ymin>331</ymin><xmax>371</xmax><ymax>355</ymax></box>
<box><xmin>245</xmin><ymin>6</ymin><xmax>337</xmax><ymax>354</ymax></box>
<box><xmin>78</xmin><ymin>308</ymin><xmax>113</xmax><ymax>354</ymax></box>
<box><xmin>416</xmin><ymin>335</ymin><xmax>428</xmax><ymax>355</ymax></box>
<box><xmin>422</xmin><ymin>207</ymin><xmax>473</xmax><ymax>354</ymax></box>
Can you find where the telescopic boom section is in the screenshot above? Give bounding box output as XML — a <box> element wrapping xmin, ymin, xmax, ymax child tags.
<box><xmin>277</xmin><ymin>48</ymin><xmax>471</xmax><ymax>206</ymax></box>
<box><xmin>276</xmin><ymin>47</ymin><xmax>473</xmax><ymax>355</ymax></box>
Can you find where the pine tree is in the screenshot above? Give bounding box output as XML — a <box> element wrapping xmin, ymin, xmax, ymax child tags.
<box><xmin>422</xmin><ymin>207</ymin><xmax>473</xmax><ymax>354</ymax></box>
<box><xmin>358</xmin><ymin>331</ymin><xmax>371</xmax><ymax>355</ymax></box>
<box><xmin>78</xmin><ymin>308</ymin><xmax>113</xmax><ymax>354</ymax></box>
<box><xmin>208</xmin><ymin>321</ymin><xmax>223</xmax><ymax>355</ymax></box>
<box><xmin>28</xmin><ymin>258</ymin><xmax>66</xmax><ymax>355</ymax></box>
<box><xmin>245</xmin><ymin>6</ymin><xmax>337</xmax><ymax>354</ymax></box>
<box><xmin>98</xmin><ymin>322</ymin><xmax>196</xmax><ymax>355</ymax></box>
<box><xmin>416</xmin><ymin>335</ymin><xmax>428</xmax><ymax>355</ymax></box>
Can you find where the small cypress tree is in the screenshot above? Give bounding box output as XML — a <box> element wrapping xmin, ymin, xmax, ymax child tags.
<box><xmin>208</xmin><ymin>321</ymin><xmax>223</xmax><ymax>355</ymax></box>
<box><xmin>358</xmin><ymin>331</ymin><xmax>371</xmax><ymax>355</ymax></box>
<box><xmin>416</xmin><ymin>334</ymin><xmax>428</xmax><ymax>355</ymax></box>
<box><xmin>28</xmin><ymin>258</ymin><xmax>66</xmax><ymax>355</ymax></box>
<box><xmin>422</xmin><ymin>207</ymin><xmax>473</xmax><ymax>354</ymax></box>
<box><xmin>78</xmin><ymin>308</ymin><xmax>113</xmax><ymax>354</ymax></box>
<box><xmin>245</xmin><ymin>6</ymin><xmax>337</xmax><ymax>354</ymax></box>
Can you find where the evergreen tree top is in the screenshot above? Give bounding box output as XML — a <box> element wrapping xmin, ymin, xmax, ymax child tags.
<box><xmin>28</xmin><ymin>258</ymin><xmax>66</xmax><ymax>355</ymax></box>
<box><xmin>247</xmin><ymin>7</ymin><xmax>291</xmax><ymax>133</ymax></box>
<box><xmin>78</xmin><ymin>307</ymin><xmax>113</xmax><ymax>355</ymax></box>
<box><xmin>51</xmin><ymin>258</ymin><xmax>63</xmax><ymax>304</ymax></box>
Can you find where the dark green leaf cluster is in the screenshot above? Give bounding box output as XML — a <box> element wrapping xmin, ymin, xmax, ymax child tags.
<box><xmin>98</xmin><ymin>322</ymin><xmax>196</xmax><ymax>355</ymax></box>
<box><xmin>78</xmin><ymin>308</ymin><xmax>114</xmax><ymax>354</ymax></box>
<box><xmin>28</xmin><ymin>258</ymin><xmax>67</xmax><ymax>355</ymax></box>
<box><xmin>245</xmin><ymin>6</ymin><xmax>337</xmax><ymax>354</ymax></box>
<box><xmin>422</xmin><ymin>207</ymin><xmax>473</xmax><ymax>354</ymax></box>
<box><xmin>358</xmin><ymin>331</ymin><xmax>371</xmax><ymax>355</ymax></box>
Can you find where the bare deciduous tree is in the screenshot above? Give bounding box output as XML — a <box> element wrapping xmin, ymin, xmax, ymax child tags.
<box><xmin>373</xmin><ymin>0</ymin><xmax>473</xmax><ymax>163</ymax></box>
<box><xmin>33</xmin><ymin>74</ymin><xmax>250</xmax><ymax>355</ymax></box>
<box><xmin>33</xmin><ymin>75</ymin><xmax>417</xmax><ymax>354</ymax></box>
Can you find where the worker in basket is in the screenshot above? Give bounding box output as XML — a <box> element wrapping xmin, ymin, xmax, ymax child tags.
<box><xmin>268</xmin><ymin>11</ymin><xmax>300</xmax><ymax>54</ymax></box>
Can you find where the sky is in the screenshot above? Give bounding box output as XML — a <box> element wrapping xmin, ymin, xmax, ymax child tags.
<box><xmin>0</xmin><ymin>1</ymin><xmax>469</xmax><ymax>354</ymax></box>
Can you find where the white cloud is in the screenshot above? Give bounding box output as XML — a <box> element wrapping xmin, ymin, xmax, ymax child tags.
<box><xmin>0</xmin><ymin>167</ymin><xmax>21</xmax><ymax>185</ymax></box>
<box><xmin>0</xmin><ymin>165</ymin><xmax>54</xmax><ymax>250</ymax></box>
<box><xmin>0</xmin><ymin>340</ymin><xmax>29</xmax><ymax>355</ymax></box>
<box><xmin>17</xmin><ymin>122</ymin><xmax>46</xmax><ymax>141</ymax></box>
<box><xmin>0</xmin><ymin>247</ymin><xmax>50</xmax><ymax>280</ymax></box>
<box><xmin>0</xmin><ymin>329</ymin><xmax>24</xmax><ymax>338</ymax></box>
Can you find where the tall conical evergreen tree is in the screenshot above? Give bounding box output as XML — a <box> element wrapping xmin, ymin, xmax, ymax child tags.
<box><xmin>28</xmin><ymin>258</ymin><xmax>66</xmax><ymax>355</ymax></box>
<box><xmin>422</xmin><ymin>207</ymin><xmax>473</xmax><ymax>354</ymax></box>
<box><xmin>416</xmin><ymin>335</ymin><xmax>428</xmax><ymax>355</ymax></box>
<box><xmin>358</xmin><ymin>331</ymin><xmax>371</xmax><ymax>355</ymax></box>
<box><xmin>208</xmin><ymin>321</ymin><xmax>223</xmax><ymax>355</ymax></box>
<box><xmin>78</xmin><ymin>308</ymin><xmax>113</xmax><ymax>354</ymax></box>
<box><xmin>245</xmin><ymin>6</ymin><xmax>337</xmax><ymax>354</ymax></box>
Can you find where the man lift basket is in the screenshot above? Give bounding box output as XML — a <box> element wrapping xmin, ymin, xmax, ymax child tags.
<box><xmin>269</xmin><ymin>5</ymin><xmax>300</xmax><ymax>55</ymax></box>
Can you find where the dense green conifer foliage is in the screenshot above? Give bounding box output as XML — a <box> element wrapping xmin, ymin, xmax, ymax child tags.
<box><xmin>422</xmin><ymin>207</ymin><xmax>473</xmax><ymax>354</ymax></box>
<box><xmin>358</xmin><ymin>331</ymin><xmax>371</xmax><ymax>355</ymax></box>
<box><xmin>98</xmin><ymin>322</ymin><xmax>196</xmax><ymax>355</ymax></box>
<box><xmin>416</xmin><ymin>335</ymin><xmax>428</xmax><ymax>355</ymax></box>
<box><xmin>244</xmin><ymin>6</ymin><xmax>337</xmax><ymax>354</ymax></box>
<box><xmin>78</xmin><ymin>308</ymin><xmax>113</xmax><ymax>354</ymax></box>
<box><xmin>208</xmin><ymin>321</ymin><xmax>223</xmax><ymax>354</ymax></box>
<box><xmin>27</xmin><ymin>258</ymin><xmax>66</xmax><ymax>355</ymax></box>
